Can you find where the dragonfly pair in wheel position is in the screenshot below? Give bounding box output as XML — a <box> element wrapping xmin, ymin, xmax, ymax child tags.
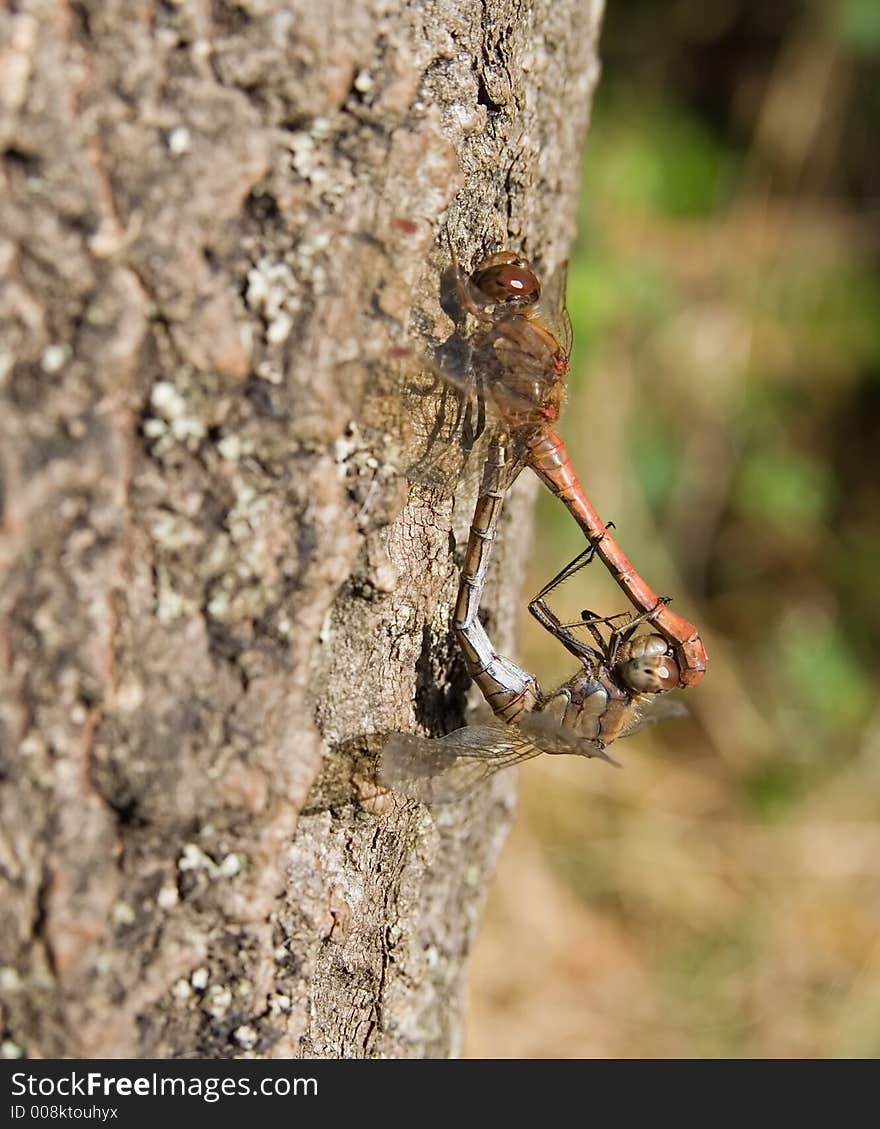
<box><xmin>381</xmin><ymin>243</ymin><xmax>707</xmax><ymax>801</ymax></box>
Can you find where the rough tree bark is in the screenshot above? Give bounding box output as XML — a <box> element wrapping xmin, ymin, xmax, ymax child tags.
<box><xmin>0</xmin><ymin>1</ymin><xmax>602</xmax><ymax>1058</ymax></box>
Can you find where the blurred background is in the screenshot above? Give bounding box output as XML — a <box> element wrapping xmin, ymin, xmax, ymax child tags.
<box><xmin>465</xmin><ymin>0</ymin><xmax>880</xmax><ymax>1057</ymax></box>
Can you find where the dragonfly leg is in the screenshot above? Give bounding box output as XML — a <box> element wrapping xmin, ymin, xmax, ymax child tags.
<box><xmin>532</xmin><ymin>543</ymin><xmax>599</xmax><ymax>603</ymax></box>
<box><xmin>528</xmin><ymin>595</ymin><xmax>602</xmax><ymax>665</ymax></box>
<box><xmin>528</xmin><ymin>544</ymin><xmax>675</xmax><ymax>678</ymax></box>
<box><xmin>580</xmin><ymin>602</ymin><xmax>669</xmax><ymax>636</ymax></box>
<box><xmin>576</xmin><ymin>608</ymin><xmax>629</xmax><ymax>653</ymax></box>
<box><xmin>526</xmin><ymin>428</ymin><xmax>708</xmax><ymax>687</ymax></box>
<box><xmin>528</xmin><ymin>524</ymin><xmax>616</xmax><ymax>612</ymax></box>
<box><xmin>527</xmin><ymin>541</ymin><xmax>618</xmax><ymax>659</ymax></box>
<box><xmin>454</xmin><ymin>440</ymin><xmax>542</xmax><ymax>724</ymax></box>
<box><xmin>460</xmin><ymin>373</ymin><xmax>487</xmax><ymax>448</ymax></box>
<box><xmin>580</xmin><ymin>601</ymin><xmax>670</xmax><ymax>668</ymax></box>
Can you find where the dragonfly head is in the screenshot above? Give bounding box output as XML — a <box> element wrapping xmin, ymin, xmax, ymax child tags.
<box><xmin>617</xmin><ymin>644</ymin><xmax>681</xmax><ymax>694</ymax></box>
<box><xmin>469</xmin><ymin>251</ymin><xmax>541</xmax><ymax>310</ymax></box>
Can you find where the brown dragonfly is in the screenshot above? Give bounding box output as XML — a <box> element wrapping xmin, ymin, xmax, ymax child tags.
<box><xmin>380</xmin><ymin>581</ymin><xmax>686</xmax><ymax>804</ymax></box>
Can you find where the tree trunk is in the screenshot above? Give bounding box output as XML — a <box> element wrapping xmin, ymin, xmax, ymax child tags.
<box><xmin>0</xmin><ymin>0</ymin><xmax>602</xmax><ymax>1059</ymax></box>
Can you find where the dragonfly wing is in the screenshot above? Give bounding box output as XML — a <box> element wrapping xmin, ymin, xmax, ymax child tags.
<box><xmin>360</xmin><ymin>346</ymin><xmax>533</xmax><ymax>496</ymax></box>
<box><xmin>380</xmin><ymin>725</ymin><xmax>541</xmax><ymax>804</ymax></box>
<box><xmin>356</xmin><ymin>351</ymin><xmax>487</xmax><ymax>497</ymax></box>
<box><xmin>616</xmin><ymin>693</ymin><xmax>689</xmax><ymax>738</ymax></box>
<box><xmin>535</xmin><ymin>257</ymin><xmax>572</xmax><ymax>357</ymax></box>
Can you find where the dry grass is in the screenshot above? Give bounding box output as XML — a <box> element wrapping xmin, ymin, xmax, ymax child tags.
<box><xmin>465</xmin><ymin>721</ymin><xmax>880</xmax><ymax>1057</ymax></box>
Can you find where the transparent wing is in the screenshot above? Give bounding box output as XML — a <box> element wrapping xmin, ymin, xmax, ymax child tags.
<box><xmin>353</xmin><ymin>347</ymin><xmax>537</xmax><ymax>502</ymax></box>
<box><xmin>534</xmin><ymin>256</ymin><xmax>572</xmax><ymax>358</ymax></box>
<box><xmin>379</xmin><ymin>708</ymin><xmax>619</xmax><ymax>804</ymax></box>
<box><xmin>354</xmin><ymin>351</ymin><xmax>488</xmax><ymax>497</ymax></box>
<box><xmin>616</xmin><ymin>693</ymin><xmax>689</xmax><ymax>739</ymax></box>
<box><xmin>380</xmin><ymin>725</ymin><xmax>543</xmax><ymax>804</ymax></box>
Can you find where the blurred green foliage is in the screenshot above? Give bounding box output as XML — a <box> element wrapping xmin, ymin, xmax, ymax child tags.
<box><xmin>839</xmin><ymin>0</ymin><xmax>880</xmax><ymax>53</ymax></box>
<box><xmin>546</xmin><ymin>10</ymin><xmax>880</xmax><ymax>756</ymax></box>
<box><xmin>471</xmin><ymin>0</ymin><xmax>880</xmax><ymax>1059</ymax></box>
<box><xmin>581</xmin><ymin>97</ymin><xmax>740</xmax><ymax>219</ymax></box>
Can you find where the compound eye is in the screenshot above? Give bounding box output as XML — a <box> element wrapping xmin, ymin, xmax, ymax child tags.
<box><xmin>620</xmin><ymin>655</ymin><xmax>681</xmax><ymax>693</ymax></box>
<box><xmin>472</xmin><ymin>262</ymin><xmax>541</xmax><ymax>305</ymax></box>
<box><xmin>495</xmin><ymin>265</ymin><xmax>540</xmax><ymax>302</ymax></box>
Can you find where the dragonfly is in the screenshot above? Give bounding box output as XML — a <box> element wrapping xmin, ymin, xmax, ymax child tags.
<box><xmin>381</xmin><ymin>564</ymin><xmax>686</xmax><ymax>804</ymax></box>
<box><xmin>437</xmin><ymin>243</ymin><xmax>706</xmax><ymax>733</ymax></box>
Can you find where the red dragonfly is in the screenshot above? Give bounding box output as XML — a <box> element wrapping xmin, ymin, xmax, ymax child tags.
<box><xmin>372</xmin><ymin>240</ymin><xmax>706</xmax><ymax>790</ymax></box>
<box><xmin>441</xmin><ymin>243</ymin><xmax>707</xmax><ymax>701</ymax></box>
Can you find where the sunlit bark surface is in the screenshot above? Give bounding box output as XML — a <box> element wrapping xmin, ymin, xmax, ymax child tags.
<box><xmin>0</xmin><ymin>0</ymin><xmax>601</xmax><ymax>1057</ymax></box>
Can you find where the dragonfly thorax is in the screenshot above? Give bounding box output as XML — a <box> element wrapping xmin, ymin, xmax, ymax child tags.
<box><xmin>555</xmin><ymin>666</ymin><xmax>626</xmax><ymax>746</ymax></box>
